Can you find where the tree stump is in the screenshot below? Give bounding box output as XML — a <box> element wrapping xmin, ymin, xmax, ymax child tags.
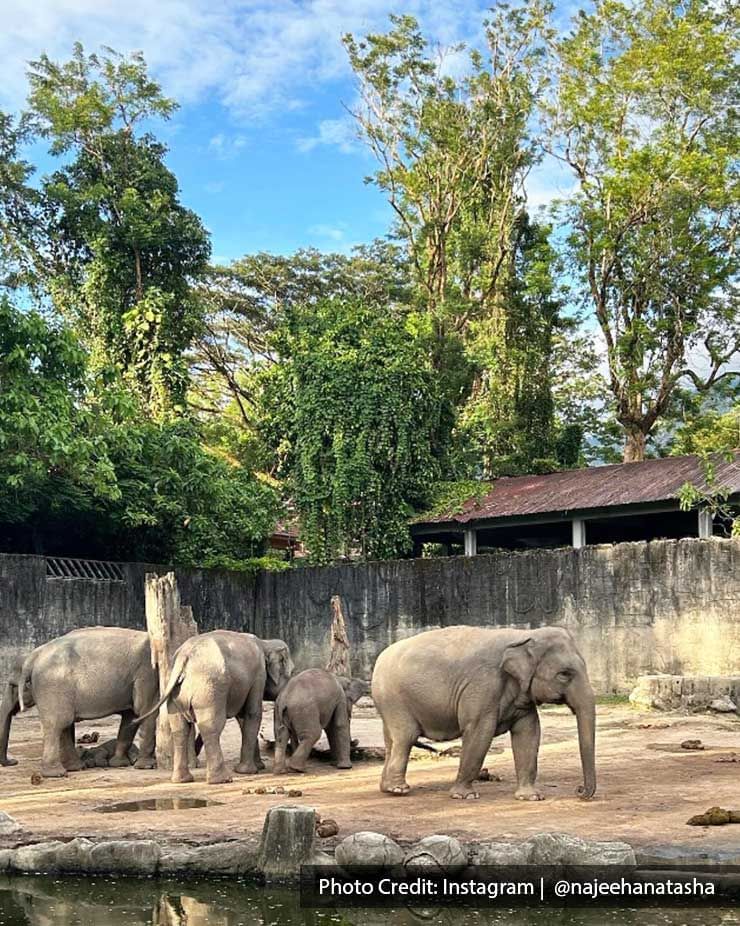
<box><xmin>145</xmin><ymin>572</ymin><xmax>198</xmax><ymax>770</ymax></box>
<box><xmin>257</xmin><ymin>805</ymin><xmax>319</xmax><ymax>881</ymax></box>
<box><xmin>326</xmin><ymin>595</ymin><xmax>351</xmax><ymax>677</ymax></box>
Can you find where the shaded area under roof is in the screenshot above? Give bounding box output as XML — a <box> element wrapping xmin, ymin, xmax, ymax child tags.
<box><xmin>417</xmin><ymin>452</ymin><xmax>740</xmax><ymax>526</ymax></box>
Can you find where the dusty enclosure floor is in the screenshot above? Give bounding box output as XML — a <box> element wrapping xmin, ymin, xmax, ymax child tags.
<box><xmin>1</xmin><ymin>702</ymin><xmax>739</xmax><ymax>853</ymax></box>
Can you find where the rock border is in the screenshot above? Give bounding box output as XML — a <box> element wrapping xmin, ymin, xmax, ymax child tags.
<box><xmin>1</xmin><ymin>809</ymin><xmax>739</xmax><ymax>881</ymax></box>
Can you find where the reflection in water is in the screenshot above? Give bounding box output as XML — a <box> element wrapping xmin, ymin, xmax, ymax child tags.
<box><xmin>0</xmin><ymin>876</ymin><xmax>738</xmax><ymax>926</ymax></box>
<box><xmin>95</xmin><ymin>798</ymin><xmax>220</xmax><ymax>813</ymax></box>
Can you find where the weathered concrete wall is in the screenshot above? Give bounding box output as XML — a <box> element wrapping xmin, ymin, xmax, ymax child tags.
<box><xmin>1</xmin><ymin>538</ymin><xmax>739</xmax><ymax>693</ymax></box>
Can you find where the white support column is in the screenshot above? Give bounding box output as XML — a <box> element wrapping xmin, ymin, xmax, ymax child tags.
<box><xmin>464</xmin><ymin>528</ymin><xmax>477</xmax><ymax>557</ymax></box>
<box><xmin>697</xmin><ymin>509</ymin><xmax>713</xmax><ymax>539</ymax></box>
<box><xmin>572</xmin><ymin>518</ymin><xmax>586</xmax><ymax>549</ymax></box>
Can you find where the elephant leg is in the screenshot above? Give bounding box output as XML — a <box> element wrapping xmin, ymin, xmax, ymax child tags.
<box><xmin>273</xmin><ymin>718</ymin><xmax>290</xmax><ymax>775</ymax></box>
<box><xmin>169</xmin><ymin>710</ymin><xmax>194</xmax><ymax>784</ymax></box>
<box><xmin>326</xmin><ymin>701</ymin><xmax>352</xmax><ymax>769</ymax></box>
<box><xmin>109</xmin><ymin>711</ymin><xmax>136</xmax><ymax>767</ymax></box>
<box><xmin>450</xmin><ymin>716</ymin><xmax>496</xmax><ymax>800</ymax></box>
<box><xmin>61</xmin><ymin>724</ymin><xmax>83</xmax><ymax>772</ymax></box>
<box><xmin>196</xmin><ymin>706</ymin><xmax>231</xmax><ymax>785</ymax></box>
<box><xmin>379</xmin><ymin>714</ymin><xmax>419</xmax><ymax>796</ymax></box>
<box><xmin>39</xmin><ymin>716</ymin><xmax>70</xmax><ymax>778</ymax></box>
<box><xmin>234</xmin><ymin>687</ymin><xmax>263</xmax><ymax>776</ymax></box>
<box><xmin>133</xmin><ymin>713</ymin><xmax>157</xmax><ymax>770</ymax></box>
<box><xmin>287</xmin><ymin>723</ymin><xmax>321</xmax><ymax>773</ymax></box>
<box><xmin>0</xmin><ymin>684</ymin><xmax>20</xmax><ymax>766</ymax></box>
<box><xmin>511</xmin><ymin>709</ymin><xmax>543</xmax><ymax>801</ymax></box>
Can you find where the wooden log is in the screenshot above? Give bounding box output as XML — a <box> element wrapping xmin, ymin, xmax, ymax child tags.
<box><xmin>326</xmin><ymin>595</ymin><xmax>350</xmax><ymax>677</ymax></box>
<box><xmin>257</xmin><ymin>805</ymin><xmax>320</xmax><ymax>881</ymax></box>
<box><xmin>145</xmin><ymin>572</ymin><xmax>198</xmax><ymax>770</ymax></box>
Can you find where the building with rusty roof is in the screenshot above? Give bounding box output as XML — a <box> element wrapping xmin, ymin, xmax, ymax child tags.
<box><xmin>411</xmin><ymin>452</ymin><xmax>740</xmax><ymax>556</ymax></box>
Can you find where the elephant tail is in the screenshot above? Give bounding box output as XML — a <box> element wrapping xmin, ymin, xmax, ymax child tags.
<box><xmin>18</xmin><ymin>655</ymin><xmax>35</xmax><ymax>713</ymax></box>
<box><xmin>133</xmin><ymin>649</ymin><xmax>190</xmax><ymax>726</ymax></box>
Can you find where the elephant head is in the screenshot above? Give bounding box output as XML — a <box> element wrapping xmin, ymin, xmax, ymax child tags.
<box><xmin>501</xmin><ymin>628</ymin><xmax>596</xmax><ymax>800</ymax></box>
<box><xmin>259</xmin><ymin>639</ymin><xmax>295</xmax><ymax>700</ymax></box>
<box><xmin>1</xmin><ymin>653</ymin><xmax>32</xmax><ymax>767</ymax></box>
<box><xmin>337</xmin><ymin>677</ymin><xmax>370</xmax><ymax>708</ymax></box>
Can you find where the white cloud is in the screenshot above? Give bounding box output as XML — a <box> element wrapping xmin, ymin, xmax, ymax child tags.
<box><xmin>0</xmin><ymin>0</ymin><xmax>488</xmax><ymax>122</ymax></box>
<box><xmin>297</xmin><ymin>117</ymin><xmax>359</xmax><ymax>154</ymax></box>
<box><xmin>308</xmin><ymin>222</ymin><xmax>347</xmax><ymax>242</ymax></box>
<box><xmin>207</xmin><ymin>132</ymin><xmax>248</xmax><ymax>159</ymax></box>
<box><xmin>525</xmin><ymin>157</ymin><xmax>578</xmax><ymax>210</ymax></box>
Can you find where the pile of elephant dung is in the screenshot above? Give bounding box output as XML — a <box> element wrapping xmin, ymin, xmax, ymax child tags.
<box><xmin>687</xmin><ymin>807</ymin><xmax>740</xmax><ymax>826</ymax></box>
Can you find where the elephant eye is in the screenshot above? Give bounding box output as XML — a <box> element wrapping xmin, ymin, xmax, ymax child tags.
<box><xmin>557</xmin><ymin>671</ymin><xmax>573</xmax><ymax>683</ymax></box>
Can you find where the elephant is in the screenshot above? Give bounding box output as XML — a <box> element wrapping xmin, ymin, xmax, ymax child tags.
<box><xmin>371</xmin><ymin>625</ymin><xmax>596</xmax><ymax>802</ymax></box>
<box><xmin>273</xmin><ymin>669</ymin><xmax>369</xmax><ymax>774</ymax></box>
<box><xmin>4</xmin><ymin>627</ymin><xmax>159</xmax><ymax>778</ymax></box>
<box><xmin>0</xmin><ymin>653</ymin><xmax>29</xmax><ymax>767</ymax></box>
<box><xmin>136</xmin><ymin>630</ymin><xmax>294</xmax><ymax>785</ymax></box>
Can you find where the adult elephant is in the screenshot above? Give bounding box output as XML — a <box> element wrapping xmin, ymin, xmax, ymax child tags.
<box><xmin>372</xmin><ymin>625</ymin><xmax>596</xmax><ymax>801</ymax></box>
<box><xmin>0</xmin><ymin>654</ymin><xmax>27</xmax><ymax>767</ymax></box>
<box><xmin>137</xmin><ymin>630</ymin><xmax>294</xmax><ymax>785</ymax></box>
<box><xmin>6</xmin><ymin>627</ymin><xmax>159</xmax><ymax>778</ymax></box>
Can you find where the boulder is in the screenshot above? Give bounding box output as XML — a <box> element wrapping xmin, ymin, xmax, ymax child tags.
<box><xmin>55</xmin><ymin>838</ymin><xmax>94</xmax><ymax>872</ymax></box>
<box><xmin>404</xmin><ymin>835</ymin><xmax>468</xmax><ymax>872</ymax></box>
<box><xmin>0</xmin><ymin>849</ymin><xmax>13</xmax><ymax>872</ymax></box>
<box><xmin>709</xmin><ymin>696</ymin><xmax>737</xmax><ymax>714</ymax></box>
<box><xmin>0</xmin><ymin>812</ymin><xmax>22</xmax><ymax>837</ymax></box>
<box><xmin>159</xmin><ymin>841</ymin><xmax>258</xmax><ymax>875</ymax></box>
<box><xmin>88</xmin><ymin>840</ymin><xmax>160</xmax><ymax>875</ymax></box>
<box><xmin>524</xmin><ymin>833</ymin><xmax>635</xmax><ymax>865</ymax></box>
<box><xmin>473</xmin><ymin>840</ymin><xmax>532</xmax><ymax>865</ymax></box>
<box><xmin>335</xmin><ymin>832</ymin><xmax>405</xmax><ymax>869</ymax></box>
<box><xmin>629</xmin><ymin>675</ymin><xmax>740</xmax><ymax>713</ymax></box>
<box><xmin>12</xmin><ymin>841</ymin><xmax>67</xmax><ymax>873</ymax></box>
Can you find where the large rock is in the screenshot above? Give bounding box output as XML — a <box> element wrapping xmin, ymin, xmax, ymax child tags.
<box><xmin>159</xmin><ymin>841</ymin><xmax>258</xmax><ymax>875</ymax></box>
<box><xmin>55</xmin><ymin>838</ymin><xmax>94</xmax><ymax>872</ymax></box>
<box><xmin>88</xmin><ymin>840</ymin><xmax>160</xmax><ymax>875</ymax></box>
<box><xmin>472</xmin><ymin>840</ymin><xmax>532</xmax><ymax>865</ymax></box>
<box><xmin>0</xmin><ymin>849</ymin><xmax>13</xmax><ymax>871</ymax></box>
<box><xmin>524</xmin><ymin>833</ymin><xmax>635</xmax><ymax>865</ymax></box>
<box><xmin>335</xmin><ymin>832</ymin><xmax>405</xmax><ymax>869</ymax></box>
<box><xmin>12</xmin><ymin>841</ymin><xmax>67</xmax><ymax>873</ymax></box>
<box><xmin>257</xmin><ymin>805</ymin><xmax>329</xmax><ymax>882</ymax></box>
<box><xmin>0</xmin><ymin>812</ymin><xmax>21</xmax><ymax>836</ymax></box>
<box><xmin>404</xmin><ymin>835</ymin><xmax>468</xmax><ymax>872</ymax></box>
<box><xmin>629</xmin><ymin>675</ymin><xmax>740</xmax><ymax>713</ymax></box>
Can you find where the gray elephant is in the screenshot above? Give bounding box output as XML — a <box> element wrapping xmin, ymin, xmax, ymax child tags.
<box><xmin>372</xmin><ymin>625</ymin><xmax>596</xmax><ymax>801</ymax></box>
<box><xmin>137</xmin><ymin>630</ymin><xmax>293</xmax><ymax>785</ymax></box>
<box><xmin>3</xmin><ymin>627</ymin><xmax>159</xmax><ymax>778</ymax></box>
<box><xmin>0</xmin><ymin>654</ymin><xmax>29</xmax><ymax>766</ymax></box>
<box><xmin>273</xmin><ymin>669</ymin><xmax>368</xmax><ymax>774</ymax></box>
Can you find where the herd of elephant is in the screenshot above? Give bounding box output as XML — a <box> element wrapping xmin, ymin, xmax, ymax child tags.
<box><xmin>0</xmin><ymin>623</ymin><xmax>597</xmax><ymax>802</ymax></box>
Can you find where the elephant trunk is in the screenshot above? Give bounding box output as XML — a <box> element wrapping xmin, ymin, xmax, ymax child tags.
<box><xmin>0</xmin><ymin>682</ymin><xmax>19</xmax><ymax>766</ymax></box>
<box><xmin>567</xmin><ymin>675</ymin><xmax>596</xmax><ymax>800</ymax></box>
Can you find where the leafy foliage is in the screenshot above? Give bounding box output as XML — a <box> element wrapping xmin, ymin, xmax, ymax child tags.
<box><xmin>262</xmin><ymin>297</ymin><xmax>443</xmax><ymax>563</ymax></box>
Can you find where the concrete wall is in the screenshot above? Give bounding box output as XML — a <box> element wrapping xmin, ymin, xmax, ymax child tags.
<box><xmin>1</xmin><ymin>538</ymin><xmax>739</xmax><ymax>694</ymax></box>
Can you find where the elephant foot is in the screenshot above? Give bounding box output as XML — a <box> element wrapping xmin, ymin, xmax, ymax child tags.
<box><xmin>40</xmin><ymin>763</ymin><xmax>68</xmax><ymax>779</ymax></box>
<box><xmin>234</xmin><ymin>762</ymin><xmax>260</xmax><ymax>775</ymax></box>
<box><xmin>450</xmin><ymin>783</ymin><xmax>479</xmax><ymax>800</ymax></box>
<box><xmin>335</xmin><ymin>761</ymin><xmax>352</xmax><ymax>769</ymax></box>
<box><xmin>109</xmin><ymin>755</ymin><xmax>132</xmax><ymax>768</ymax></box>
<box><xmin>134</xmin><ymin>756</ymin><xmax>157</xmax><ymax>770</ymax></box>
<box><xmin>515</xmin><ymin>786</ymin><xmax>544</xmax><ymax>802</ymax></box>
<box><xmin>63</xmin><ymin>758</ymin><xmax>85</xmax><ymax>772</ymax></box>
<box><xmin>206</xmin><ymin>767</ymin><xmax>233</xmax><ymax>785</ymax></box>
<box><xmin>171</xmin><ymin>770</ymin><xmax>195</xmax><ymax>784</ymax></box>
<box><xmin>273</xmin><ymin>763</ymin><xmax>287</xmax><ymax>775</ymax></box>
<box><xmin>0</xmin><ymin>756</ymin><xmax>18</xmax><ymax>767</ymax></box>
<box><xmin>286</xmin><ymin>762</ymin><xmax>306</xmax><ymax>774</ymax></box>
<box><xmin>381</xmin><ymin>783</ymin><xmax>410</xmax><ymax>796</ymax></box>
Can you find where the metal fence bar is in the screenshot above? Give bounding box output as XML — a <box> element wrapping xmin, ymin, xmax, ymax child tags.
<box><xmin>44</xmin><ymin>557</ymin><xmax>124</xmax><ymax>581</ymax></box>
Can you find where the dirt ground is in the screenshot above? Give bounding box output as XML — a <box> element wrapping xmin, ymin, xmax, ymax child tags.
<box><xmin>1</xmin><ymin>701</ymin><xmax>739</xmax><ymax>854</ymax></box>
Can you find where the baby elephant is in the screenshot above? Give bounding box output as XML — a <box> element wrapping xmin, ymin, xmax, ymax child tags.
<box><xmin>273</xmin><ymin>669</ymin><xmax>368</xmax><ymax>774</ymax></box>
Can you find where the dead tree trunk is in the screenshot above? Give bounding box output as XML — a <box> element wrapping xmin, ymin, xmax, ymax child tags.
<box><xmin>145</xmin><ymin>572</ymin><xmax>198</xmax><ymax>770</ymax></box>
<box><xmin>326</xmin><ymin>595</ymin><xmax>351</xmax><ymax>677</ymax></box>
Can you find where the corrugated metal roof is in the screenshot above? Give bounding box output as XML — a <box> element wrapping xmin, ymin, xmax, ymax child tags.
<box><xmin>418</xmin><ymin>452</ymin><xmax>740</xmax><ymax>525</ymax></box>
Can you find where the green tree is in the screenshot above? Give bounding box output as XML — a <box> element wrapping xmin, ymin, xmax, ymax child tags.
<box><xmin>547</xmin><ymin>0</ymin><xmax>739</xmax><ymax>462</ymax></box>
<box><xmin>344</xmin><ymin>4</ymin><xmax>572</xmax><ymax>476</ymax></box>
<box><xmin>0</xmin><ymin>299</ymin><xmax>118</xmax><ymax>535</ymax></box>
<box><xmin>2</xmin><ymin>45</ymin><xmax>210</xmax><ymax>417</ymax></box>
<box><xmin>262</xmin><ymin>297</ymin><xmax>442</xmax><ymax>563</ymax></box>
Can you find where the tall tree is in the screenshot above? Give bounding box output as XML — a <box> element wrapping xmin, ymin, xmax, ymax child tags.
<box><xmin>547</xmin><ymin>0</ymin><xmax>739</xmax><ymax>462</ymax></box>
<box><xmin>2</xmin><ymin>45</ymin><xmax>210</xmax><ymax>417</ymax></box>
<box><xmin>261</xmin><ymin>297</ymin><xmax>442</xmax><ymax>563</ymax></box>
<box><xmin>344</xmin><ymin>3</ymin><xmax>565</xmax><ymax>475</ymax></box>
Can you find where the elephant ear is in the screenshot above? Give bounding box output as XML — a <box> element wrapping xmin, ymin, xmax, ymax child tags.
<box><xmin>266</xmin><ymin>649</ymin><xmax>288</xmax><ymax>688</ymax></box>
<box><xmin>501</xmin><ymin>638</ymin><xmax>536</xmax><ymax>693</ymax></box>
<box><xmin>347</xmin><ymin>679</ymin><xmax>369</xmax><ymax>704</ymax></box>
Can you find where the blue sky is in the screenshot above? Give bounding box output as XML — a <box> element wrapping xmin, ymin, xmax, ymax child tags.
<box><xmin>0</xmin><ymin>0</ymin><xmax>575</xmax><ymax>263</ymax></box>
